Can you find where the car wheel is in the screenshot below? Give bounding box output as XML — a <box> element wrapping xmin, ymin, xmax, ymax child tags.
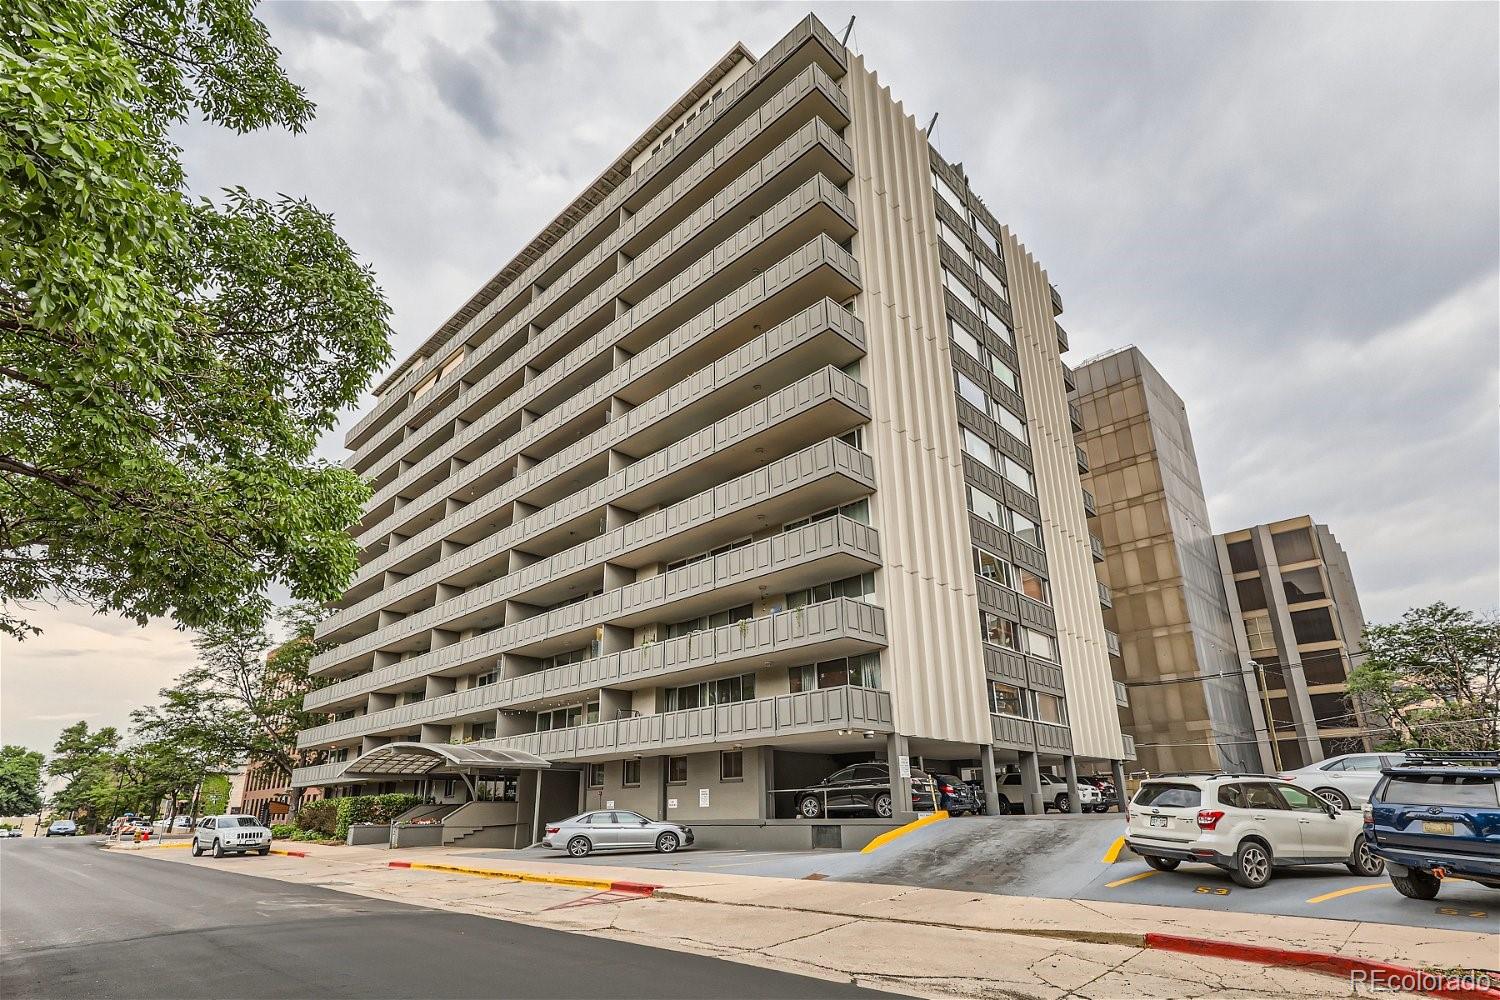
<box><xmin>997</xmin><ymin>794</ymin><xmax>1012</xmax><ymax>814</ymax></box>
<box><xmin>1230</xmin><ymin>840</ymin><xmax>1272</xmax><ymax>888</ymax></box>
<box><xmin>1391</xmin><ymin>870</ymin><xmax>1441</xmax><ymax>900</ymax></box>
<box><xmin>1144</xmin><ymin>855</ymin><xmax>1180</xmax><ymax>872</ymax></box>
<box><xmin>258</xmin><ymin>847</ymin><xmax>270</xmax><ymax>857</ymax></box>
<box><xmin>1056</xmin><ymin>794</ymin><xmax>1070</xmax><ymax>813</ymax></box>
<box><xmin>212</xmin><ymin>838</ymin><xmax>225</xmax><ymax>859</ymax></box>
<box><xmin>566</xmin><ymin>836</ymin><xmax>592</xmax><ymax>858</ymax></box>
<box><xmin>798</xmin><ymin>795</ymin><xmax>823</xmax><ymax>819</ymax></box>
<box><xmin>656</xmin><ymin>832</ymin><xmax>680</xmax><ymax>854</ymax></box>
<box><xmin>873</xmin><ymin>793</ymin><xmax>893</xmax><ymax>818</ymax></box>
<box><xmin>190</xmin><ymin>840</ymin><xmax>202</xmax><ymax>857</ymax></box>
<box><xmin>1314</xmin><ymin>787</ymin><xmax>1351</xmax><ymax>811</ymax></box>
<box><xmin>1346</xmin><ymin>839</ymin><xmax>1383</xmax><ymax>877</ymax></box>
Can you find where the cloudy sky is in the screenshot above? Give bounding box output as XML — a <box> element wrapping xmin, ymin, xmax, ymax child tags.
<box><xmin>4</xmin><ymin>2</ymin><xmax>1496</xmax><ymax>754</ymax></box>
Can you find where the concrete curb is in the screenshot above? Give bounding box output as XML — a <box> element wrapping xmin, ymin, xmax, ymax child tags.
<box><xmin>859</xmin><ymin>810</ymin><xmax>948</xmax><ymax>853</ymax></box>
<box><xmin>386</xmin><ymin>860</ymin><xmax>660</xmax><ymax>897</ymax></box>
<box><xmin>1143</xmin><ymin>933</ymin><xmax>1500</xmax><ymax>1000</ymax></box>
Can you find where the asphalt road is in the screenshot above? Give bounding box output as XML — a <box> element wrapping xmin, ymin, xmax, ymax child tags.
<box><xmin>0</xmin><ymin>836</ymin><xmax>891</xmax><ymax>1000</ymax></box>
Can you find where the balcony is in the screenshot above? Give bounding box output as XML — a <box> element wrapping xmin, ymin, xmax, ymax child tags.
<box><xmin>1075</xmin><ymin>444</ymin><xmax>1089</xmax><ymax>474</ymax></box>
<box><xmin>1050</xmin><ymin>283</ymin><xmax>1063</xmax><ymax>316</ymax></box>
<box><xmin>289</xmin><ymin>761</ymin><xmax>350</xmax><ymax>788</ymax></box>
<box><xmin>1105</xmin><ymin>629</ymin><xmax>1121</xmax><ymax>658</ymax></box>
<box><xmin>1081</xmin><ymin>487</ymin><xmax>1097</xmax><ymax>517</ymax></box>
<box><xmin>1122</xmin><ymin>733</ymin><xmax>1137</xmax><ymax>760</ymax></box>
<box><xmin>1056</xmin><ymin>323</ymin><xmax>1069</xmax><ymax>354</ymax></box>
<box><xmin>1069</xmin><ymin>401</ymin><xmax>1083</xmax><ymax>433</ymax></box>
<box><xmin>299</xmin><ymin>598</ymin><xmax>885</xmax><ymax>749</ymax></box>
<box><xmin>488</xmin><ymin>685</ymin><xmax>894</xmax><ymax>762</ymax></box>
<box><xmin>1034</xmin><ymin>721</ymin><xmax>1073</xmax><ymax>754</ymax></box>
<box><xmin>1090</xmin><ymin>534</ymin><xmax>1105</xmax><ymax>563</ymax></box>
<box><xmin>1098</xmin><ymin>581</ymin><xmax>1112</xmax><ymax>608</ymax></box>
<box><xmin>1062</xmin><ymin>362</ymin><xmax>1075</xmax><ymax>394</ymax></box>
<box><xmin>1114</xmin><ymin>680</ymin><xmax>1129</xmax><ymax>708</ymax></box>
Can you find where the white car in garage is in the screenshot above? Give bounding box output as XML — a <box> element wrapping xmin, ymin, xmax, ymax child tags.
<box><xmin>1279</xmin><ymin>752</ymin><xmax>1408</xmax><ymax>809</ymax></box>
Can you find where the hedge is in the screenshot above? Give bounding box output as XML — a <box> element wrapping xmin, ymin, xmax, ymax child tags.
<box><xmin>292</xmin><ymin>800</ymin><xmax>337</xmax><ymax>837</ymax></box>
<box><xmin>270</xmin><ymin>823</ymin><xmax>297</xmax><ymax>839</ymax></box>
<box><xmin>333</xmin><ymin>793</ymin><xmax>422</xmax><ymax>838</ymax></box>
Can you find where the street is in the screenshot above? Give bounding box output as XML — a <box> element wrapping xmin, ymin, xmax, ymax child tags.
<box><xmin>0</xmin><ymin>836</ymin><xmax>889</xmax><ymax>1000</ymax></box>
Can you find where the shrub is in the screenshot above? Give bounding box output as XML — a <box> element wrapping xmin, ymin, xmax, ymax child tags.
<box><xmin>333</xmin><ymin>793</ymin><xmax>422</xmax><ymax>838</ymax></box>
<box><xmin>293</xmin><ymin>800</ymin><xmax>337</xmax><ymax>837</ymax></box>
<box><xmin>270</xmin><ymin>823</ymin><xmax>297</xmax><ymax>840</ymax></box>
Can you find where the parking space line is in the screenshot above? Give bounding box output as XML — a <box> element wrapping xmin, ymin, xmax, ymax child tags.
<box><xmin>1306</xmin><ymin>883</ymin><xmax>1391</xmax><ymax>905</ymax></box>
<box><xmin>1105</xmin><ymin>870</ymin><xmax>1158</xmax><ymax>889</ymax></box>
<box><xmin>1100</xmin><ymin>836</ymin><xmax>1127</xmax><ymax>864</ymax></box>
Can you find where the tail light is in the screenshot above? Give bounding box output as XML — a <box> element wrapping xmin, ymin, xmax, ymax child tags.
<box><xmin>940</xmin><ymin>784</ymin><xmax>955</xmax><ymax>794</ymax></box>
<box><xmin>545</xmin><ymin>826</ymin><xmax>560</xmax><ymax>835</ymax></box>
<box><xmin>1196</xmin><ymin>810</ymin><xmax>1225</xmax><ymax>831</ymax></box>
<box><xmin>1278</xmin><ymin>775</ymin><xmax>1295</xmax><ymax>782</ymax></box>
<box><xmin>1361</xmin><ymin>804</ymin><xmax>1372</xmax><ymax>823</ymax></box>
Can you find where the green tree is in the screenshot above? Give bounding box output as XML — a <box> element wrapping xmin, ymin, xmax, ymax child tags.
<box><xmin>1348</xmin><ymin>603</ymin><xmax>1500</xmax><ymax>750</ymax></box>
<box><xmin>0</xmin><ymin>0</ymin><xmax>391</xmax><ymax>641</ymax></box>
<box><xmin>46</xmin><ymin>721</ymin><xmax>119</xmax><ymax>820</ymax></box>
<box><xmin>130</xmin><ymin>679</ymin><xmax>247</xmax><ymax>820</ymax></box>
<box><xmin>0</xmin><ymin>745</ymin><xmax>45</xmax><ymax>815</ymax></box>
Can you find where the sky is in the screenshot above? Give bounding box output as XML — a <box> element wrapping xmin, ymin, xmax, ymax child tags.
<box><xmin>3</xmin><ymin>2</ymin><xmax>1497</xmax><ymax>755</ymax></box>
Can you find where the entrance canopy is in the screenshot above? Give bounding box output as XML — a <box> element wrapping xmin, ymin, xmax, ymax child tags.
<box><xmin>344</xmin><ymin>742</ymin><xmax>550</xmax><ymax>778</ymax></box>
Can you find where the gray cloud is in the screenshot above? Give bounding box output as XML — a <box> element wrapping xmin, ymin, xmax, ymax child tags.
<box><xmin>7</xmin><ymin>3</ymin><xmax>1496</xmax><ymax>751</ymax></box>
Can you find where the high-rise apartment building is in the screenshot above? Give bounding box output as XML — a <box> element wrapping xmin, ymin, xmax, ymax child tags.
<box><xmin>1216</xmin><ymin>516</ymin><xmax>1373</xmax><ymax>771</ymax></box>
<box><xmin>291</xmin><ymin>16</ymin><xmax>1129</xmax><ymax>844</ymax></box>
<box><xmin>1071</xmin><ymin>347</ymin><xmax>1259</xmax><ymax>775</ymax></box>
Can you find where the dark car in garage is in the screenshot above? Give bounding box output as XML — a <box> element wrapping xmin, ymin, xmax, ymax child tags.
<box><xmin>794</xmin><ymin>762</ymin><xmax>938</xmax><ymax>819</ymax></box>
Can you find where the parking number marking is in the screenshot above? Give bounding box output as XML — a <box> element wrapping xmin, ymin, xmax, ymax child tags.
<box><xmin>1194</xmin><ymin>886</ymin><xmax>1230</xmax><ymax>895</ymax></box>
<box><xmin>1436</xmin><ymin>906</ymin><xmax>1488</xmax><ymax>919</ymax></box>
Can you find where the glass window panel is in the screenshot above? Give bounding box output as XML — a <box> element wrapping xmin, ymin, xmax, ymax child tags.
<box><xmin>1024</xmin><ymin>628</ymin><xmax>1058</xmax><ymax>661</ymax></box>
<box><xmin>967</xmin><ymin>486</ymin><xmax>1005</xmax><ymax>527</ymax></box>
<box><xmin>989</xmin><ymin>682</ymin><xmax>1026</xmax><ymax>717</ymax></box>
<box><xmin>1033</xmin><ymin>692</ymin><xmax>1067</xmax><ymax>724</ymax></box>
<box><xmin>977</xmin><ymin>260</ymin><xmax>1009</xmax><ymax>304</ymax></box>
<box><xmin>943</xmin><ymin>269</ymin><xmax>979</xmax><ymax>314</ymax></box>
<box><xmin>990</xmin><ymin>357</ymin><xmax>1020</xmax><ymax>393</ymax></box>
<box><xmin>949</xmin><ymin>318</ymin><xmax>983</xmax><ymax>362</ymax></box>
<box><xmin>1281</xmin><ymin>567</ymin><xmax>1328</xmax><ymax>604</ymax></box>
<box><xmin>995</xmin><ymin>406</ymin><xmax>1028</xmax><ymax>444</ymax></box>
<box><xmin>1003</xmin><ymin>457</ymin><xmax>1034</xmax><ymax>495</ymax></box>
<box><xmin>962</xmin><ymin>429</ymin><xmax>997</xmax><ymax>470</ymax></box>
<box><xmin>1011</xmin><ymin>513</ymin><xmax>1041</xmax><ymax>547</ymax></box>
<box><xmin>1018</xmin><ymin>569</ymin><xmax>1048</xmax><ymax>604</ymax></box>
<box><xmin>933</xmin><ymin>172</ymin><xmax>966</xmax><ymax>216</ymax></box>
<box><xmin>956</xmin><ymin>371</ymin><xmax>990</xmax><ymax>415</ymax></box>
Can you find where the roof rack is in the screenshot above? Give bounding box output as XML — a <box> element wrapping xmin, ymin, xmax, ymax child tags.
<box><xmin>1151</xmin><ymin>771</ymin><xmax>1280</xmax><ymax>780</ymax></box>
<box><xmin>1393</xmin><ymin>748</ymin><xmax>1500</xmax><ymax>767</ymax></box>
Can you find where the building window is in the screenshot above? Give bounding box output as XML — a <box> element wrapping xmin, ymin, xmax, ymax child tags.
<box><xmin>980</xmin><ymin>305</ymin><xmax>1013</xmax><ymax>347</ymax></box>
<box><xmin>1033</xmin><ymin>691</ymin><xmax>1067</xmax><ymax>725</ymax></box>
<box><xmin>977</xmin><ymin>260</ymin><xmax>1009</xmax><ymax>304</ymax></box>
<box><xmin>1024</xmin><ymin>628</ymin><xmax>1058</xmax><ymax>662</ymax></box>
<box><xmin>667</xmin><ymin>756</ymin><xmax>688</xmax><ymax>785</ymax></box>
<box><xmin>623</xmin><ymin>760</ymin><xmax>640</xmax><ymax>787</ymax></box>
<box><xmin>1291</xmin><ymin>607</ymin><xmax>1338</xmax><ymax>645</ymax></box>
<box><xmin>665</xmin><ymin>603</ymin><xmax>753</xmax><ymax>639</ymax></box>
<box><xmin>788</xmin><ymin>652</ymin><xmax>882</xmax><ymax>692</ymax></box>
<box><xmin>973</xmin><ymin>547</ymin><xmax>1012</xmax><ymax>588</ymax></box>
<box><xmin>786</xmin><ymin>572</ymin><xmax>874</xmax><ymax>609</ymax></box>
<box><xmin>1281</xmin><ymin>567</ymin><xmax>1327</xmax><ymax>605</ymax></box>
<box><xmin>988</xmin><ymin>681</ymin><xmax>1026</xmax><ymax>718</ymax></box>
<box><xmin>1271</xmin><ymin>528</ymin><xmax>1317</xmax><ymax>565</ymax></box>
<box><xmin>1010</xmin><ymin>513</ymin><xmax>1042</xmax><ymax>548</ymax></box>
<box><xmin>939</xmin><ymin>220</ymin><xmax>970</xmax><ymax>261</ymax></box>
<box><xmin>994</xmin><ymin>405</ymin><xmax>1028</xmax><ymax>445</ymax></box>
<box><xmin>1226</xmin><ymin>539</ymin><xmax>1259</xmax><ymax>574</ymax></box>
<box><xmin>1018</xmin><ymin>569</ymin><xmax>1049</xmax><ymax>605</ymax></box>
<box><xmin>839</xmin><ymin>426</ymin><xmax>865</xmax><ymax>451</ymax></box>
<box><xmin>967</xmin><ymin>485</ymin><xmax>1005</xmax><ymax>528</ymax></box>
<box><xmin>990</xmin><ymin>357</ymin><xmax>1020</xmax><ymax>394</ymax></box>
<box><xmin>667</xmin><ymin>536</ymin><xmax>753</xmax><ymax>572</ymax></box>
<box><xmin>475</xmin><ymin>669</ymin><xmax>498</xmax><ymax>687</ymax></box>
<box><xmin>933</xmin><ymin>172</ymin><xmax>967</xmax><ymax>217</ymax></box>
<box><xmin>1242</xmin><ymin>614</ymin><xmax>1275</xmax><ymax>652</ymax></box>
<box><xmin>535</xmin><ymin>702</ymin><xmax>598</xmax><ymax>732</ymax></box>
<box><xmin>955</xmin><ymin>371</ymin><xmax>990</xmax><ymax>416</ymax></box>
<box><xmin>720</xmin><ymin>750</ymin><xmax>744</xmax><ymax>781</ymax></box>
<box><xmin>664</xmin><ymin>673</ymin><xmax>756</xmax><ymax>711</ymax></box>
<box><xmin>980</xmin><ymin>611</ymin><xmax>1018</xmax><ymax>650</ymax></box>
<box><xmin>587</xmin><ymin>764</ymin><xmax>605</xmax><ymax>788</ymax></box>
<box><xmin>961</xmin><ymin>428</ymin><xmax>997</xmax><ymax>471</ymax></box>
<box><xmin>1002</xmin><ymin>457</ymin><xmax>1034</xmax><ymax>495</ymax></box>
<box><xmin>472</xmin><ymin>722</ymin><xmax>495</xmax><ymax>740</ymax></box>
<box><xmin>949</xmin><ymin>317</ymin><xmax>983</xmax><ymax>363</ymax></box>
<box><xmin>942</xmin><ymin>268</ymin><xmax>980</xmax><ymax>314</ymax></box>
<box><xmin>1235</xmin><ymin>578</ymin><xmax>1268</xmax><ymax>612</ymax></box>
<box><xmin>785</xmin><ymin>498</ymin><xmax>869</xmax><ymax>532</ymax></box>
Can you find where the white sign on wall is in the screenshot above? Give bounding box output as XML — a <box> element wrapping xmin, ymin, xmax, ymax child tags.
<box><xmin>698</xmin><ymin>788</ymin><xmax>710</xmax><ymax>807</ymax></box>
<box><xmin>605</xmin><ymin>800</ymin><xmax>615</xmax><ymax>809</ymax></box>
<box><xmin>897</xmin><ymin>755</ymin><xmax>911</xmax><ymax>779</ymax></box>
<box><xmin>667</xmin><ymin>798</ymin><xmax>678</xmax><ymax>810</ymax></box>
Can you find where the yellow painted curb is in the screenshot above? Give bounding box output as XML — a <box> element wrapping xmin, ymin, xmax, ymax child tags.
<box><xmin>395</xmin><ymin>861</ymin><xmax>619</xmax><ymax>893</ymax></box>
<box><xmin>860</xmin><ymin>810</ymin><xmax>949</xmax><ymax>854</ymax></box>
<box><xmin>1100</xmin><ymin>836</ymin><xmax>1127</xmax><ymax>864</ymax></box>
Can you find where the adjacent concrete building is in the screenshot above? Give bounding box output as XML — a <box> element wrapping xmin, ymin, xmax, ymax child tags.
<box><xmin>1216</xmin><ymin>516</ymin><xmax>1373</xmax><ymax>771</ymax></box>
<box><xmin>292</xmin><ymin>16</ymin><xmax>1130</xmax><ymax>846</ymax></box>
<box><xmin>1071</xmin><ymin>348</ymin><xmax>1259</xmax><ymax>776</ymax></box>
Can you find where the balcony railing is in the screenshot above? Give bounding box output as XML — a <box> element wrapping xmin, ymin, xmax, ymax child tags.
<box><xmin>1090</xmin><ymin>534</ymin><xmax>1105</xmax><ymax>563</ymax></box>
<box><xmin>1105</xmin><ymin>629</ymin><xmax>1121</xmax><ymax>657</ymax></box>
<box><xmin>1049</xmin><ymin>283</ymin><xmax>1063</xmax><ymax>315</ymax></box>
<box><xmin>1081</xmin><ymin>487</ymin><xmax>1097</xmax><ymax>517</ymax></box>
<box><xmin>1114</xmin><ymin>680</ymin><xmax>1129</xmax><ymax>707</ymax></box>
<box><xmin>298</xmin><ymin>598</ymin><xmax>886</xmax><ymax>749</ymax></box>
<box><xmin>485</xmin><ymin>685</ymin><xmax>894</xmax><ymax>762</ymax></box>
<box><xmin>1062</xmin><ymin>362</ymin><xmax>1076</xmax><ymax>393</ymax></box>
<box><xmin>1075</xmin><ymin>445</ymin><xmax>1089</xmax><ymax>474</ymax></box>
<box><xmin>289</xmin><ymin>761</ymin><xmax>351</xmax><ymax>788</ymax></box>
<box><xmin>1069</xmin><ymin>400</ymin><xmax>1083</xmax><ymax>432</ymax></box>
<box><xmin>1098</xmin><ymin>581</ymin><xmax>1112</xmax><ymax>608</ymax></box>
<box><xmin>1122</xmin><ymin>733</ymin><xmax>1137</xmax><ymax>760</ymax></box>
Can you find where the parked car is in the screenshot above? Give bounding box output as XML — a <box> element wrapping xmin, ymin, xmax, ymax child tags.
<box><xmin>191</xmin><ymin>815</ymin><xmax>272</xmax><ymax>857</ymax></box>
<box><xmin>1364</xmin><ymin>750</ymin><xmax>1500</xmax><ymax>900</ymax></box>
<box><xmin>1281</xmin><ymin>752</ymin><xmax>1408</xmax><ymax>809</ymax></box>
<box><xmin>932</xmin><ymin>773</ymin><xmax>980</xmax><ymax>815</ymax></box>
<box><xmin>1079</xmin><ymin>775</ymin><xmax>1120</xmax><ymax>811</ymax></box>
<box><xmin>542</xmin><ymin>810</ymin><xmax>693</xmax><ymax>857</ymax></box>
<box><xmin>997</xmin><ymin>772</ymin><xmax>1101</xmax><ymax>813</ymax></box>
<box><xmin>1125</xmin><ymin>774</ymin><xmax>1381</xmax><ymax>888</ymax></box>
<box><xmin>3</xmin><ymin>827</ymin><xmax>24</xmax><ymax>838</ymax></box>
<box><xmin>45</xmin><ymin>819</ymin><xmax>77</xmax><ymax>837</ymax></box>
<box><xmin>793</xmin><ymin>762</ymin><xmax>937</xmax><ymax>819</ymax></box>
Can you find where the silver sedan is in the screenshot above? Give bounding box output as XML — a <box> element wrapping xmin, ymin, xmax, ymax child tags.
<box><xmin>542</xmin><ymin>809</ymin><xmax>694</xmax><ymax>857</ymax></box>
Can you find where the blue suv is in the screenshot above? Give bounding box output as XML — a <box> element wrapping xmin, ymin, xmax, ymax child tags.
<box><xmin>1363</xmin><ymin>749</ymin><xmax>1500</xmax><ymax>900</ymax></box>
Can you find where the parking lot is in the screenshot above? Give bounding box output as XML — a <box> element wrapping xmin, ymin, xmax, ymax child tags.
<box><xmin>479</xmin><ymin>813</ymin><xmax>1497</xmax><ymax>932</ymax></box>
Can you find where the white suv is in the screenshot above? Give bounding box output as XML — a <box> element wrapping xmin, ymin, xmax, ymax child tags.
<box><xmin>998</xmin><ymin>773</ymin><xmax>1103</xmax><ymax>813</ymax></box>
<box><xmin>1279</xmin><ymin>752</ymin><xmax>1408</xmax><ymax>809</ymax></box>
<box><xmin>191</xmin><ymin>815</ymin><xmax>271</xmax><ymax>858</ymax></box>
<box><xmin>1126</xmin><ymin>774</ymin><xmax>1384</xmax><ymax>887</ymax></box>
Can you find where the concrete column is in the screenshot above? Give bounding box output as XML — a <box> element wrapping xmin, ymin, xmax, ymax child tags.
<box><xmin>656</xmin><ymin>755</ymin><xmax>669</xmax><ymax>820</ymax></box>
<box><xmin>1063</xmin><ymin>756</ymin><xmax>1082</xmax><ymax>814</ymax></box>
<box><xmin>1111</xmin><ymin>760</ymin><xmax>1128</xmax><ymax>813</ymax></box>
<box><xmin>1019</xmin><ymin>750</ymin><xmax>1044</xmax><ymax>815</ymax></box>
<box><xmin>759</xmin><ymin>748</ymin><xmax>776</xmax><ymax>819</ymax></box>
<box><xmin>979</xmin><ymin>745</ymin><xmax>1001</xmax><ymax>816</ymax></box>
<box><xmin>884</xmin><ymin>734</ymin><xmax>916</xmax><ymax>822</ymax></box>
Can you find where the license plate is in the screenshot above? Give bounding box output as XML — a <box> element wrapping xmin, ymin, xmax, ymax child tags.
<box><xmin>1421</xmin><ymin>820</ymin><xmax>1454</xmax><ymax>835</ymax></box>
<box><xmin>1150</xmin><ymin>816</ymin><xmax>1169</xmax><ymax>828</ymax></box>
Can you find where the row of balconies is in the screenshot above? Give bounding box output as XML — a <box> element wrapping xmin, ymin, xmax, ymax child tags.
<box><xmin>299</xmin><ymin>596</ymin><xmax>886</xmax><ymax>751</ymax></box>
<box><xmin>322</xmin><ymin>301</ymin><xmax>867</xmax><ymax>634</ymax></box>
<box><xmin>293</xmin><ymin>683</ymin><xmax>891</xmax><ymax>786</ymax></box>
<box><xmin>990</xmin><ymin>714</ymin><xmax>1074</xmax><ymax>754</ymax></box>
<box><xmin>313</xmin><ymin>374</ymin><xmax>873</xmax><ymax>670</ymax></box>
<box><xmin>347</xmin><ymin>49</ymin><xmax>851</xmax><ymax>456</ymax></box>
<box><xmin>309</xmin><ymin>512</ymin><xmax>882</xmax><ymax>705</ymax></box>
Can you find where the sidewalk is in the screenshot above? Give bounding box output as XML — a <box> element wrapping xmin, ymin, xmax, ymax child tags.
<box><xmin>114</xmin><ymin>840</ymin><xmax>1495</xmax><ymax>997</ymax></box>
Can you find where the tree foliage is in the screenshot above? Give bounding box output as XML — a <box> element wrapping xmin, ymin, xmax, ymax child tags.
<box><xmin>46</xmin><ymin>720</ymin><xmax>118</xmax><ymax>817</ymax></box>
<box><xmin>0</xmin><ymin>744</ymin><xmax>45</xmax><ymax>815</ymax></box>
<box><xmin>0</xmin><ymin>0</ymin><xmax>391</xmax><ymax>640</ymax></box>
<box><xmin>1348</xmin><ymin>603</ymin><xmax>1500</xmax><ymax>750</ymax></box>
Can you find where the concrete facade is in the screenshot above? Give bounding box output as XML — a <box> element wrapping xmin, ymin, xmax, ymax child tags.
<box><xmin>1216</xmin><ymin>515</ymin><xmax>1373</xmax><ymax>770</ymax></box>
<box><xmin>1071</xmin><ymin>347</ymin><xmax>1258</xmax><ymax>775</ymax></box>
<box><xmin>293</xmin><ymin>16</ymin><xmax>1127</xmax><ymax>831</ymax></box>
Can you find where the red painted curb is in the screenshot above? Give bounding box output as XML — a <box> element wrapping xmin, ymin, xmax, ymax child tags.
<box><xmin>281</xmin><ymin>850</ymin><xmax>307</xmax><ymax>858</ymax></box>
<box><xmin>387</xmin><ymin>860</ymin><xmax>412</xmax><ymax>869</ymax></box>
<box><xmin>607</xmin><ymin>880</ymin><xmax>660</xmax><ymax>896</ymax></box>
<box><xmin>1145</xmin><ymin>933</ymin><xmax>1500</xmax><ymax>1000</ymax></box>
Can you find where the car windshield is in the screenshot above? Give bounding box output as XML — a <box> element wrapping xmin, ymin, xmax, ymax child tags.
<box><xmin>1134</xmin><ymin>783</ymin><xmax>1202</xmax><ymax>808</ymax></box>
<box><xmin>228</xmin><ymin>817</ymin><xmax>261</xmax><ymax>828</ymax></box>
<box><xmin>1383</xmin><ymin>774</ymin><xmax>1499</xmax><ymax>808</ymax></box>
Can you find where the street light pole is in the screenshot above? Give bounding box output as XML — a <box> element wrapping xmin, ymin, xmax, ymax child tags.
<box><xmin>1250</xmin><ymin>659</ymin><xmax>1283</xmax><ymax>772</ymax></box>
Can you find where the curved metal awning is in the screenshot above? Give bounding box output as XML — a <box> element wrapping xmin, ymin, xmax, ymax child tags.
<box><xmin>344</xmin><ymin>742</ymin><xmax>551</xmax><ymax>777</ymax></box>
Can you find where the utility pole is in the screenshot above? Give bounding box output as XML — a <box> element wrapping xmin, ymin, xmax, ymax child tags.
<box><xmin>1251</xmin><ymin>660</ymin><xmax>1283</xmax><ymax>771</ymax></box>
